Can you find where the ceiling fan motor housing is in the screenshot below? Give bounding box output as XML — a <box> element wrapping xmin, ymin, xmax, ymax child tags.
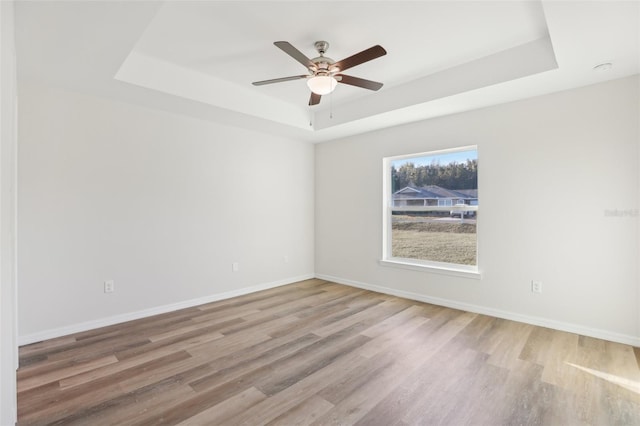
<box><xmin>310</xmin><ymin>41</ymin><xmax>337</xmax><ymax>75</ymax></box>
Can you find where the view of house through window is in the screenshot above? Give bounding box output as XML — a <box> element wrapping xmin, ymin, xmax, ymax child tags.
<box><xmin>384</xmin><ymin>146</ymin><xmax>478</xmax><ymax>269</ymax></box>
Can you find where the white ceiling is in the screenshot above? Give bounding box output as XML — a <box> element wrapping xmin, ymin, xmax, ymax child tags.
<box><xmin>14</xmin><ymin>1</ymin><xmax>640</xmax><ymax>143</ymax></box>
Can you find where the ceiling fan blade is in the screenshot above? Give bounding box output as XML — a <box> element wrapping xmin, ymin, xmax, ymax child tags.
<box><xmin>309</xmin><ymin>93</ymin><xmax>321</xmax><ymax>106</ymax></box>
<box><xmin>333</xmin><ymin>45</ymin><xmax>387</xmax><ymax>73</ymax></box>
<box><xmin>252</xmin><ymin>75</ymin><xmax>308</xmax><ymax>86</ymax></box>
<box><xmin>274</xmin><ymin>41</ymin><xmax>315</xmax><ymax>69</ymax></box>
<box><xmin>337</xmin><ymin>74</ymin><xmax>383</xmax><ymax>91</ymax></box>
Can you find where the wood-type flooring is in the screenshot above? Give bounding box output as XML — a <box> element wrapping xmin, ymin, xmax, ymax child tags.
<box><xmin>17</xmin><ymin>279</ymin><xmax>640</xmax><ymax>425</ymax></box>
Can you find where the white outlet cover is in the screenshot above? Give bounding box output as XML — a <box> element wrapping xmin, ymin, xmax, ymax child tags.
<box><xmin>531</xmin><ymin>280</ymin><xmax>542</xmax><ymax>293</ymax></box>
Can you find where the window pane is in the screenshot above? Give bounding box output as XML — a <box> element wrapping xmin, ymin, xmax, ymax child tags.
<box><xmin>391</xmin><ymin>213</ymin><xmax>477</xmax><ymax>265</ymax></box>
<box><xmin>387</xmin><ymin>148</ymin><xmax>478</xmax><ymax>267</ymax></box>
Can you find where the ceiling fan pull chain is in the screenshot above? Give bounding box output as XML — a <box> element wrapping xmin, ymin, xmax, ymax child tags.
<box><xmin>330</xmin><ymin>90</ymin><xmax>333</xmax><ymax>119</ymax></box>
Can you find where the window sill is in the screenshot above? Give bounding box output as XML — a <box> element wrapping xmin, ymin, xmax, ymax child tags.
<box><xmin>379</xmin><ymin>259</ymin><xmax>482</xmax><ymax>280</ymax></box>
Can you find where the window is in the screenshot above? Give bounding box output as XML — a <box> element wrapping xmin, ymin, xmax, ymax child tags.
<box><xmin>382</xmin><ymin>146</ymin><xmax>479</xmax><ymax>275</ymax></box>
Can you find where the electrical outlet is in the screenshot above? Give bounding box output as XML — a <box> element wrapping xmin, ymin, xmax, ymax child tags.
<box><xmin>531</xmin><ymin>280</ymin><xmax>542</xmax><ymax>294</ymax></box>
<box><xmin>232</xmin><ymin>262</ymin><xmax>239</xmax><ymax>272</ymax></box>
<box><xmin>104</xmin><ymin>280</ymin><xmax>115</xmax><ymax>293</ymax></box>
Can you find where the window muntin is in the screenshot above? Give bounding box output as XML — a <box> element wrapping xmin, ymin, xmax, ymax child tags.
<box><xmin>383</xmin><ymin>146</ymin><xmax>478</xmax><ymax>271</ymax></box>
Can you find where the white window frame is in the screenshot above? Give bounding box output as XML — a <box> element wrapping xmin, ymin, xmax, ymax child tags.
<box><xmin>381</xmin><ymin>146</ymin><xmax>481</xmax><ymax>279</ymax></box>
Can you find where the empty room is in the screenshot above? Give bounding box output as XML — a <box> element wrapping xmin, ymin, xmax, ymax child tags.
<box><xmin>1</xmin><ymin>1</ymin><xmax>639</xmax><ymax>425</ymax></box>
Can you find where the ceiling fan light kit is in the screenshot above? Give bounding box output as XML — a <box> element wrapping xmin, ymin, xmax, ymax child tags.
<box><xmin>252</xmin><ymin>40</ymin><xmax>387</xmax><ymax>106</ymax></box>
<box><xmin>307</xmin><ymin>75</ymin><xmax>337</xmax><ymax>95</ymax></box>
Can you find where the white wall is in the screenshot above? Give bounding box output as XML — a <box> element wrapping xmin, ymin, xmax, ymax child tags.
<box><xmin>316</xmin><ymin>76</ymin><xmax>640</xmax><ymax>345</ymax></box>
<box><xmin>0</xmin><ymin>1</ymin><xmax>18</xmax><ymax>423</ymax></box>
<box><xmin>18</xmin><ymin>83</ymin><xmax>314</xmax><ymax>342</ymax></box>
<box><xmin>15</xmin><ymin>71</ymin><xmax>640</xmax><ymax>349</ymax></box>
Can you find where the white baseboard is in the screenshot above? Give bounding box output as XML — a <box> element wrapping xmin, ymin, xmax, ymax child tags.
<box><xmin>19</xmin><ymin>272</ymin><xmax>639</xmax><ymax>348</ymax></box>
<box><xmin>18</xmin><ymin>273</ymin><xmax>314</xmax><ymax>346</ymax></box>
<box><xmin>315</xmin><ymin>273</ymin><xmax>640</xmax><ymax>347</ymax></box>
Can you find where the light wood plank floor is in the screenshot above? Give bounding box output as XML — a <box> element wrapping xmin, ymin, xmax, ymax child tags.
<box><xmin>17</xmin><ymin>279</ymin><xmax>640</xmax><ymax>425</ymax></box>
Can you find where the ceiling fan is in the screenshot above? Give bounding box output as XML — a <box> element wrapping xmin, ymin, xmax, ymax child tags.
<box><xmin>252</xmin><ymin>41</ymin><xmax>387</xmax><ymax>106</ymax></box>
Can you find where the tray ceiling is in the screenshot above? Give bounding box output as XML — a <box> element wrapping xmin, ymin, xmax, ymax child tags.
<box><xmin>15</xmin><ymin>1</ymin><xmax>640</xmax><ymax>142</ymax></box>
